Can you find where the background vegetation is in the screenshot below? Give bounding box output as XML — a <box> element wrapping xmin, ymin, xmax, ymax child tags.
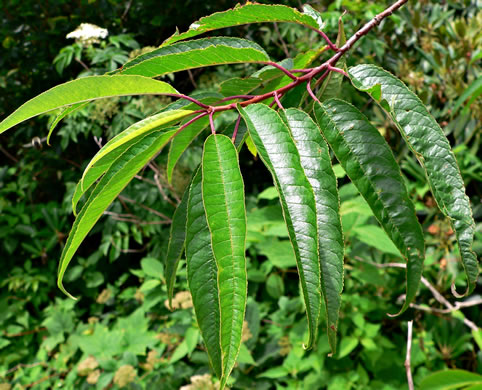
<box><xmin>0</xmin><ymin>0</ymin><xmax>480</xmax><ymax>389</ymax></box>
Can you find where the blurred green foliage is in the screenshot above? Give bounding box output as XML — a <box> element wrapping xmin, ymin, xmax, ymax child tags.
<box><xmin>0</xmin><ymin>0</ymin><xmax>480</xmax><ymax>389</ymax></box>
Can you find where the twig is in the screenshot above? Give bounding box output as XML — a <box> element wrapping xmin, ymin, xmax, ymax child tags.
<box><xmin>353</xmin><ymin>257</ymin><xmax>480</xmax><ymax>331</ymax></box>
<box><xmin>217</xmin><ymin>95</ymin><xmax>255</xmax><ymax>103</ymax></box>
<box><xmin>172</xmin><ymin>112</ymin><xmax>208</xmax><ymax>138</ymax></box>
<box><xmin>187</xmin><ymin>69</ymin><xmax>198</xmax><ymax>89</ymax></box>
<box><xmin>405</xmin><ymin>320</ymin><xmax>414</xmax><ymax>390</ymax></box>
<box><xmin>306</xmin><ymin>26</ymin><xmax>339</xmax><ymax>52</ymax></box>
<box><xmin>110</xmin><ymin>237</ymin><xmax>148</xmax><ymax>253</ymax></box>
<box><xmin>164</xmin><ymin>93</ymin><xmax>210</xmax><ymax>109</ymax></box>
<box><xmin>208</xmin><ymin>0</ymin><xmax>409</xmax><ymax>114</ymax></box>
<box><xmin>3</xmin><ymin>327</ymin><xmax>46</xmax><ymax>338</ymax></box>
<box><xmin>75</xmin><ymin>58</ymin><xmax>90</xmax><ymax>72</ymax></box>
<box><xmin>93</xmin><ymin>136</ymin><xmax>103</xmax><ymax>149</ymax></box>
<box><xmin>327</xmin><ymin>65</ymin><xmax>348</xmax><ymax>77</ymax></box>
<box><xmin>0</xmin><ymin>142</ymin><xmax>18</xmax><ymax>163</ymax></box>
<box><xmin>151</xmin><ymin>169</ymin><xmax>178</xmax><ymax>207</ymax></box>
<box><xmin>25</xmin><ymin>372</ymin><xmax>63</xmax><ymax>388</ymax></box>
<box><xmin>118</xmin><ymin>195</ymin><xmax>171</xmax><ymax>221</ymax></box>
<box><xmin>273</xmin><ymin>22</ymin><xmax>290</xmax><ymax>58</ymax></box>
<box><xmin>306</xmin><ymin>79</ymin><xmax>319</xmax><ymax>102</ymax></box>
<box><xmin>262</xmin><ymin>61</ymin><xmax>298</xmax><ymax>81</ymax></box>
<box><xmin>5</xmin><ymin>361</ymin><xmax>48</xmax><ymax>376</ymax></box>
<box><xmin>231</xmin><ymin>114</ymin><xmax>242</xmax><ymax>143</ymax></box>
<box><xmin>22</xmin><ymin>136</ymin><xmax>47</xmax><ymax>148</ymax></box>
<box><xmin>121</xmin><ymin>0</ymin><xmax>133</xmax><ymax>21</ymax></box>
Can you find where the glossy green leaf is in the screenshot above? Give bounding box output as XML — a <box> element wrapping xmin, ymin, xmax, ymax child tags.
<box><xmin>281</xmin><ymin>108</ymin><xmax>344</xmax><ymax>353</ymax></box>
<box><xmin>185</xmin><ymin>168</ymin><xmax>222</xmax><ymax>378</ymax></box>
<box><xmin>315</xmin><ymin>99</ymin><xmax>425</xmax><ymax>314</ymax></box>
<box><xmin>58</xmin><ymin>129</ymin><xmax>176</xmax><ymax>299</ymax></box>
<box><xmin>238</xmin><ymin>104</ymin><xmax>321</xmax><ymax>349</ymax></box>
<box><xmin>162</xmin><ymin>4</ymin><xmax>324</xmax><ymax>46</ymax></box>
<box><xmin>349</xmin><ymin>64</ymin><xmax>477</xmax><ymax>296</ymax></box>
<box><xmin>167</xmin><ymin>116</ymin><xmax>209</xmax><ymax>184</ymax></box>
<box><xmin>82</xmin><ymin>109</ymin><xmax>194</xmax><ymax>189</ymax></box>
<box><xmin>165</xmin><ymin>183</ymin><xmax>190</xmax><ymax>309</ymax></box>
<box><xmin>120</xmin><ymin>37</ymin><xmax>269</xmax><ymax>78</ymax></box>
<box><xmin>420</xmin><ymin>369</ymin><xmax>482</xmax><ymax>390</ymax></box>
<box><xmin>202</xmin><ymin>134</ymin><xmax>247</xmax><ymax>388</ymax></box>
<box><xmin>0</xmin><ymin>75</ymin><xmax>178</xmax><ymax>134</ymax></box>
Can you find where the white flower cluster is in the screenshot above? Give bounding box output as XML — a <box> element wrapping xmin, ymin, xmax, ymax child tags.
<box><xmin>66</xmin><ymin>23</ymin><xmax>108</xmax><ymax>44</ymax></box>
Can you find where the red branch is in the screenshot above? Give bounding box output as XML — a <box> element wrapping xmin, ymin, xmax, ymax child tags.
<box><xmin>170</xmin><ymin>0</ymin><xmax>409</xmax><ymax>136</ymax></box>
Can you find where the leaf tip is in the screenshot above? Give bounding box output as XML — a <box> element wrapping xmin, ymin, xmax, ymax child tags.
<box><xmin>450</xmin><ymin>281</ymin><xmax>470</xmax><ymax>299</ymax></box>
<box><xmin>57</xmin><ymin>280</ymin><xmax>78</xmax><ymax>301</ymax></box>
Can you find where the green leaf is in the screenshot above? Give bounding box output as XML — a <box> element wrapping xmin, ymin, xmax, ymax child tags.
<box><xmin>314</xmin><ymin>99</ymin><xmax>425</xmax><ymax>314</ymax></box>
<box><xmin>244</xmin><ymin>134</ymin><xmax>257</xmax><ymax>157</ymax></box>
<box><xmin>238</xmin><ymin>104</ymin><xmax>321</xmax><ymax>349</ymax></box>
<box><xmin>352</xmin><ymin>225</ymin><xmax>402</xmax><ymax>258</ymax></box>
<box><xmin>141</xmin><ymin>257</ymin><xmax>164</xmax><ymax>279</ymax></box>
<box><xmin>162</xmin><ymin>4</ymin><xmax>324</xmax><ymax>46</ymax></box>
<box><xmin>47</xmin><ymin>102</ymin><xmax>88</xmax><ymax>144</ymax></box>
<box><xmin>185</xmin><ymin>168</ymin><xmax>222</xmax><ymax>378</ymax></box>
<box><xmin>219</xmin><ymin>48</ymin><xmax>324</xmax><ymax>99</ymax></box>
<box><xmin>0</xmin><ymin>75</ymin><xmax>178</xmax><ymax>134</ymax></box>
<box><xmin>452</xmin><ymin>75</ymin><xmax>482</xmax><ymax>114</ymax></box>
<box><xmin>257</xmin><ymin>238</ymin><xmax>296</xmax><ymax>269</ymax></box>
<box><xmin>81</xmin><ymin>109</ymin><xmax>194</xmax><ymax>189</ymax></box>
<box><xmin>302</xmin><ymin>5</ymin><xmax>325</xmax><ymax>30</ymax></box>
<box><xmin>420</xmin><ymin>369</ymin><xmax>482</xmax><ymax>390</ymax></box>
<box><xmin>202</xmin><ymin>134</ymin><xmax>247</xmax><ymax>389</ymax></box>
<box><xmin>281</xmin><ymin>108</ymin><xmax>344</xmax><ymax>353</ymax></box>
<box><xmin>120</xmin><ymin>37</ymin><xmax>270</xmax><ymax>78</ymax></box>
<box><xmin>349</xmin><ymin>64</ymin><xmax>477</xmax><ymax>296</ymax></box>
<box><xmin>167</xmin><ymin>116</ymin><xmax>209</xmax><ymax>184</ymax></box>
<box><xmin>72</xmin><ymin>124</ymin><xmax>176</xmax><ymax>215</ymax></box>
<box><xmin>165</xmin><ymin>183</ymin><xmax>190</xmax><ymax>309</ymax></box>
<box><xmin>266</xmin><ymin>274</ymin><xmax>285</xmax><ymax>299</ymax></box>
<box><xmin>57</xmin><ymin>129</ymin><xmax>176</xmax><ymax>299</ymax></box>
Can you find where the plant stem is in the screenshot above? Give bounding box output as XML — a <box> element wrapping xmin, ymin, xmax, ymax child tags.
<box><xmin>262</xmin><ymin>61</ymin><xmax>298</xmax><ymax>80</ymax></box>
<box><xmin>405</xmin><ymin>321</ymin><xmax>414</xmax><ymax>390</ymax></box>
<box><xmin>166</xmin><ymin>0</ymin><xmax>409</xmax><ymax>138</ymax></box>
<box><xmin>165</xmin><ymin>93</ymin><xmax>210</xmax><ymax>109</ymax></box>
<box><xmin>231</xmin><ymin>115</ymin><xmax>242</xmax><ymax>143</ymax></box>
<box><xmin>208</xmin><ymin>0</ymin><xmax>408</xmax><ymax>114</ymax></box>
